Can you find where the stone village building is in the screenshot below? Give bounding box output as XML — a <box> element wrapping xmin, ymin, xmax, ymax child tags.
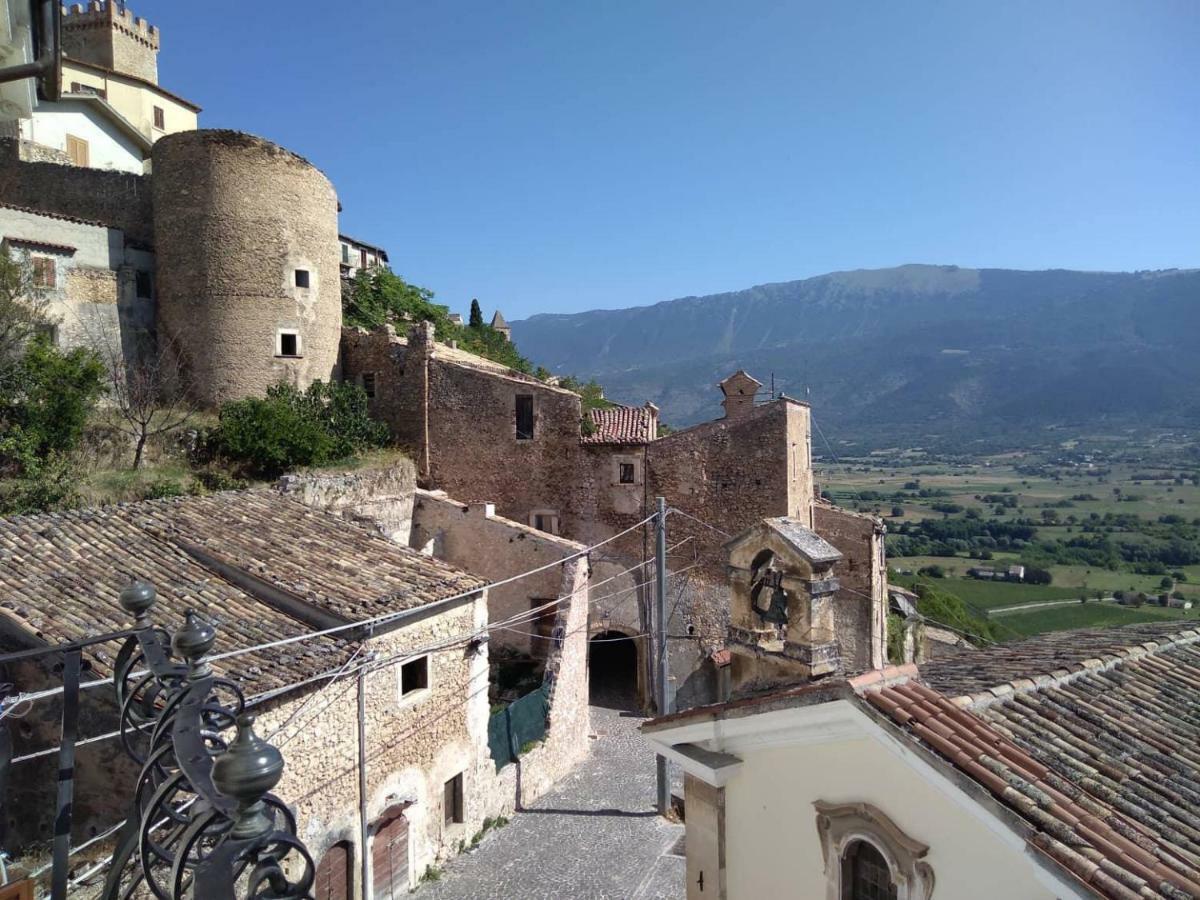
<box><xmin>0</xmin><ymin>468</ymin><xmax>594</xmax><ymax>898</ymax></box>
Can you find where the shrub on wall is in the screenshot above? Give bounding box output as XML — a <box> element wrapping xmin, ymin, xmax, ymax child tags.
<box><xmin>209</xmin><ymin>381</ymin><xmax>389</xmax><ymax>478</ymax></box>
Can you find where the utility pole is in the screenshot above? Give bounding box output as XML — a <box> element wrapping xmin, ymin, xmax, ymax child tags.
<box><xmin>655</xmin><ymin>496</ymin><xmax>670</xmax><ymax>816</ymax></box>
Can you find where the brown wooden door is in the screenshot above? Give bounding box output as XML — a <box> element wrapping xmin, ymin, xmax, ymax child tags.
<box><xmin>372</xmin><ymin>809</ymin><xmax>409</xmax><ymax>899</ymax></box>
<box><xmin>314</xmin><ymin>840</ymin><xmax>352</xmax><ymax>900</ymax></box>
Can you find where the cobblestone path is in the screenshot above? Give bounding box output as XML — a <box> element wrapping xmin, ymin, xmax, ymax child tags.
<box><xmin>417</xmin><ymin>705</ymin><xmax>685</xmax><ymax>899</ymax></box>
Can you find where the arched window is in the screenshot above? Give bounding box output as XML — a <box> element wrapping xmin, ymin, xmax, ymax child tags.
<box><xmin>841</xmin><ymin>839</ymin><xmax>897</xmax><ymax>900</ymax></box>
<box><xmin>815</xmin><ymin>802</ymin><xmax>934</xmax><ymax>900</ymax></box>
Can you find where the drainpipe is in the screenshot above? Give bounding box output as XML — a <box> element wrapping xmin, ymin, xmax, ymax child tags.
<box><xmin>358</xmin><ymin>668</ymin><xmax>369</xmax><ymax>900</ymax></box>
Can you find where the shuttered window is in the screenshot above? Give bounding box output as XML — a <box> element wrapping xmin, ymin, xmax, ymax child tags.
<box><xmin>314</xmin><ymin>840</ymin><xmax>352</xmax><ymax>900</ymax></box>
<box><xmin>153</xmin><ymin>105</ymin><xmax>165</xmax><ymax>129</ymax></box>
<box><xmin>32</xmin><ymin>257</ymin><xmax>56</xmax><ymax>288</ymax></box>
<box><xmin>65</xmin><ymin>134</ymin><xmax>89</xmax><ymax>167</ymax></box>
<box><xmin>371</xmin><ymin>809</ymin><xmax>409</xmax><ymax>899</ymax></box>
<box><xmin>444</xmin><ymin>772</ymin><xmax>464</xmax><ymax>826</ymax></box>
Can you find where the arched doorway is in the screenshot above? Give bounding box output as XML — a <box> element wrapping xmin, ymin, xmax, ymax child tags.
<box><xmin>589</xmin><ymin>630</ymin><xmax>638</xmax><ymax>709</ymax></box>
<box><xmin>314</xmin><ymin>839</ymin><xmax>353</xmax><ymax>900</ymax></box>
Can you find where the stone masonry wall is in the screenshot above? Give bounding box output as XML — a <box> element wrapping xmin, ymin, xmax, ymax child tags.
<box><xmin>257</xmin><ymin>596</ymin><xmax>490</xmax><ymax>896</ymax></box>
<box><xmin>153</xmin><ymin>130</ymin><xmax>341</xmax><ymax>407</ymax></box>
<box><xmin>813</xmin><ymin>503</ymin><xmax>888</xmax><ymax>673</ymax></box>
<box><xmin>0</xmin><ymin>138</ymin><xmax>154</xmax><ymax>244</ymax></box>
<box><xmin>280</xmin><ymin>460</ymin><xmax>418</xmax><ymax>542</ymax></box>
<box><xmin>409</xmin><ymin>490</ymin><xmax>583</xmax><ymax>656</ymax></box>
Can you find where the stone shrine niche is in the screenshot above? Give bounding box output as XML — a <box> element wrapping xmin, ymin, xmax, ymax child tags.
<box><xmin>725</xmin><ymin>517</ymin><xmax>843</xmax><ymax>682</ymax></box>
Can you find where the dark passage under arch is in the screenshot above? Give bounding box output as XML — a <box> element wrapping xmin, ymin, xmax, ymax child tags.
<box><xmin>589</xmin><ymin>630</ymin><xmax>638</xmax><ymax>710</ymax></box>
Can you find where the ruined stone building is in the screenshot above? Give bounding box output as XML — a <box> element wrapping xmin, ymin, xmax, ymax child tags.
<box><xmin>341</xmin><ymin>322</ymin><xmax>889</xmax><ymax>710</ymax></box>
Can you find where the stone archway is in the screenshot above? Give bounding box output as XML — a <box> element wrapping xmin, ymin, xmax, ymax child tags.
<box><xmin>589</xmin><ymin>629</ymin><xmax>640</xmax><ymax>709</ymax></box>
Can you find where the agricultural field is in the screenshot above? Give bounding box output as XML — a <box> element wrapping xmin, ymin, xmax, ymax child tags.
<box><xmin>819</xmin><ymin>437</ymin><xmax>1200</xmax><ymax>640</ymax></box>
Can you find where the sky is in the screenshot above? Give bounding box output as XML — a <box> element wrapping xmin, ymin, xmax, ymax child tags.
<box><xmin>149</xmin><ymin>1</ymin><xmax>1199</xmax><ymax>321</ymax></box>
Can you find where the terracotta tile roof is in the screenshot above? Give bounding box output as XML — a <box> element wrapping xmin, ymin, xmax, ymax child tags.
<box><xmin>0</xmin><ymin>201</ymin><xmax>109</xmax><ymax>228</ymax></box>
<box><xmin>3</xmin><ymin>236</ymin><xmax>77</xmax><ymax>254</ymax></box>
<box><xmin>581</xmin><ymin>405</ymin><xmax>655</xmax><ymax>445</ymax></box>
<box><xmin>919</xmin><ymin>622</ymin><xmax>1199</xmax><ymax>701</ymax></box>
<box><xmin>862</xmin><ymin>623</ymin><xmax>1200</xmax><ymax>898</ymax></box>
<box><xmin>0</xmin><ymin>491</ymin><xmax>484</xmax><ymax>693</ymax></box>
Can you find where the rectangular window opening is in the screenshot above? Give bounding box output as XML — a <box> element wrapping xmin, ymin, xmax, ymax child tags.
<box><xmin>400</xmin><ymin>655</ymin><xmax>429</xmax><ymax>698</ymax></box>
<box><xmin>362</xmin><ymin>372</ymin><xmax>376</xmax><ymax>399</ymax></box>
<box><xmin>619</xmin><ymin>462</ymin><xmax>636</xmax><ymax>484</ymax></box>
<box><xmin>515</xmin><ymin>394</ymin><xmax>534</xmax><ymax>440</ymax></box>
<box><xmin>532</xmin><ymin>512</ymin><xmax>559</xmax><ymax>535</ymax></box>
<box><xmin>444</xmin><ymin>773</ymin><xmax>464</xmax><ymax>826</ymax></box>
<box><xmin>153</xmin><ymin>105</ymin><xmax>165</xmax><ymax>129</ymax></box>
<box><xmin>278</xmin><ymin>331</ymin><xmax>300</xmax><ymax>358</ymax></box>
<box><xmin>135</xmin><ymin>270</ymin><xmax>153</xmax><ymax>299</ymax></box>
<box><xmin>294</xmin><ymin>269</ymin><xmax>310</xmax><ymax>289</ymax></box>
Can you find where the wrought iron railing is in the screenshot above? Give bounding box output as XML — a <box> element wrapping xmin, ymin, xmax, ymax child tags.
<box><xmin>0</xmin><ymin>582</ymin><xmax>315</xmax><ymax>899</ymax></box>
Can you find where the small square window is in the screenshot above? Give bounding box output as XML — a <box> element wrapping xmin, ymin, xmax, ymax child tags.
<box><xmin>400</xmin><ymin>655</ymin><xmax>429</xmax><ymax>698</ymax></box>
<box><xmin>619</xmin><ymin>463</ymin><xmax>636</xmax><ymax>484</ymax></box>
<box><xmin>153</xmin><ymin>105</ymin><xmax>165</xmax><ymax>129</ymax></box>
<box><xmin>362</xmin><ymin>372</ymin><xmax>376</xmax><ymax>399</ymax></box>
<box><xmin>531</xmin><ymin>512</ymin><xmax>559</xmax><ymax>535</ymax></box>
<box><xmin>294</xmin><ymin>269</ymin><xmax>310</xmax><ymax>289</ymax></box>
<box><xmin>277</xmin><ymin>331</ymin><xmax>300</xmax><ymax>357</ymax></box>
<box><xmin>444</xmin><ymin>772</ymin><xmax>464</xmax><ymax>826</ymax></box>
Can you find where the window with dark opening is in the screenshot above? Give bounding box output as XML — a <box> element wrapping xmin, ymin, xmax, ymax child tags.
<box><xmin>135</xmin><ymin>270</ymin><xmax>153</xmax><ymax>299</ymax></box>
<box><xmin>443</xmin><ymin>773</ymin><xmax>464</xmax><ymax>826</ymax></box>
<box><xmin>400</xmin><ymin>656</ymin><xmax>428</xmax><ymax>697</ymax></box>
<box><xmin>529</xmin><ymin>597</ymin><xmax>558</xmax><ymax>653</ymax></box>
<box><xmin>278</xmin><ymin>332</ymin><xmax>299</xmax><ymax>357</ymax></box>
<box><xmin>32</xmin><ymin>256</ymin><xmax>56</xmax><ymax>288</ymax></box>
<box><xmin>619</xmin><ymin>462</ymin><xmax>636</xmax><ymax>484</ymax></box>
<box><xmin>294</xmin><ymin>269</ymin><xmax>310</xmax><ymax>289</ymax></box>
<box><xmin>532</xmin><ymin>512</ymin><xmax>559</xmax><ymax>535</ymax></box>
<box><xmin>515</xmin><ymin>394</ymin><xmax>534</xmax><ymax>440</ymax></box>
<box><xmin>362</xmin><ymin>372</ymin><xmax>376</xmax><ymax>399</ymax></box>
<box><xmin>842</xmin><ymin>840</ymin><xmax>896</xmax><ymax>900</ymax></box>
<box><xmin>153</xmin><ymin>105</ymin><xmax>165</xmax><ymax>129</ymax></box>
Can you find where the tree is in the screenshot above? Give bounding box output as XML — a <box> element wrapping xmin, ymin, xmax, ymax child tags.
<box><xmin>209</xmin><ymin>381</ymin><xmax>389</xmax><ymax>478</ymax></box>
<box><xmin>83</xmin><ymin>323</ymin><xmax>197</xmax><ymax>469</ymax></box>
<box><xmin>891</xmin><ymin>505</ymin><xmax>905</xmax><ymax>518</ymax></box>
<box><xmin>0</xmin><ymin>336</ymin><xmax>105</xmax><ymax>513</ymax></box>
<box><xmin>0</xmin><ymin>250</ymin><xmax>52</xmax><ymax>374</ymax></box>
<box><xmin>469</xmin><ymin>298</ymin><xmax>483</xmax><ymax>329</ymax></box>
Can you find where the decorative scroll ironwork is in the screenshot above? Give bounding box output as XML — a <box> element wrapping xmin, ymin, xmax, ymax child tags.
<box><xmin>96</xmin><ymin>582</ymin><xmax>315</xmax><ymax>900</ymax></box>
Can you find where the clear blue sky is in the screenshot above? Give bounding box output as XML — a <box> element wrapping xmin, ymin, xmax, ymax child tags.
<box><xmin>150</xmin><ymin>1</ymin><xmax>1199</xmax><ymax>321</ymax></box>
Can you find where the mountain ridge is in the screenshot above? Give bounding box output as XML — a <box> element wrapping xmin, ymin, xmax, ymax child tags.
<box><xmin>510</xmin><ymin>264</ymin><xmax>1200</xmax><ymax>446</ymax></box>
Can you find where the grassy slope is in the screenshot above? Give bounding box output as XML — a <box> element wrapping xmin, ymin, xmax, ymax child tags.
<box><xmin>997</xmin><ymin>602</ymin><xmax>1195</xmax><ymax>639</ymax></box>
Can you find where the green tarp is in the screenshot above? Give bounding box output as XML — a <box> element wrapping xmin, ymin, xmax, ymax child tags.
<box><xmin>488</xmin><ymin>684</ymin><xmax>549</xmax><ymax>771</ymax></box>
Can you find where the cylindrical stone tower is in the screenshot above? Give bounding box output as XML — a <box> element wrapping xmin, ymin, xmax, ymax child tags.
<box><xmin>152</xmin><ymin>130</ymin><xmax>341</xmax><ymax>407</ymax></box>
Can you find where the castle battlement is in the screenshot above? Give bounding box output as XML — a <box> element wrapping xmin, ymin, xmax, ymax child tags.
<box><xmin>63</xmin><ymin>2</ymin><xmax>160</xmax><ymax>48</ymax></box>
<box><xmin>61</xmin><ymin>1</ymin><xmax>160</xmax><ymax>83</ymax></box>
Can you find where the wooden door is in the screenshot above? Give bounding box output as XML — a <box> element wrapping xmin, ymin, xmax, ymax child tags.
<box><xmin>314</xmin><ymin>840</ymin><xmax>352</xmax><ymax>900</ymax></box>
<box><xmin>371</xmin><ymin>809</ymin><xmax>409</xmax><ymax>899</ymax></box>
